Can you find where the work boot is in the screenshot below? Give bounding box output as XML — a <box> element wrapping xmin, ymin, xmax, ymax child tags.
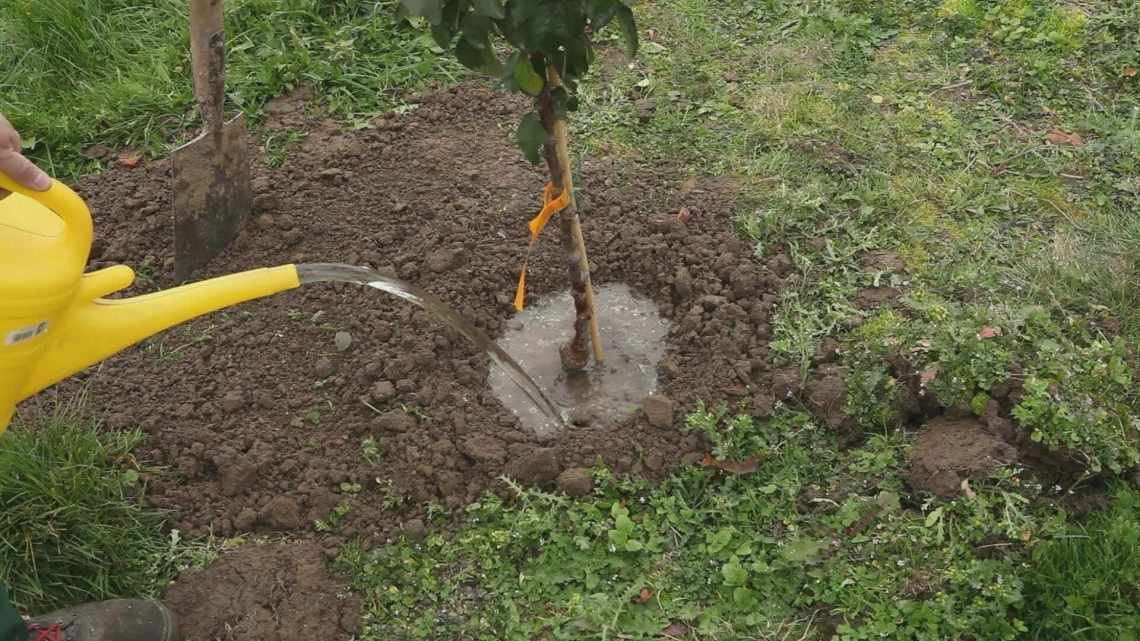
<box><xmin>25</xmin><ymin>600</ymin><xmax>177</xmax><ymax>641</ymax></box>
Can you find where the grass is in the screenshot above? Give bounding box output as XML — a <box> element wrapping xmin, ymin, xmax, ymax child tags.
<box><xmin>567</xmin><ymin>0</ymin><xmax>1140</xmax><ymax>475</ymax></box>
<box><xmin>3</xmin><ymin>0</ymin><xmax>1139</xmax><ymax>637</ymax></box>
<box><xmin>1021</xmin><ymin>487</ymin><xmax>1140</xmax><ymax>641</ymax></box>
<box><xmin>0</xmin><ymin>408</ymin><xmax>205</xmax><ymax>613</ymax></box>
<box><xmin>336</xmin><ymin>408</ymin><xmax>1139</xmax><ymax>640</ymax></box>
<box><xmin>0</xmin><ymin>0</ymin><xmax>459</xmax><ymax>177</ymax></box>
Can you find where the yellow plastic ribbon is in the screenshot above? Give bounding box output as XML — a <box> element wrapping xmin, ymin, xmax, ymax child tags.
<box><xmin>514</xmin><ymin>182</ymin><xmax>570</xmax><ymax>311</ymax></box>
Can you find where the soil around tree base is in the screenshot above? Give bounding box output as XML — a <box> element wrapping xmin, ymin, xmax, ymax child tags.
<box><xmin>15</xmin><ymin>82</ymin><xmax>795</xmax><ymax>639</ymax></box>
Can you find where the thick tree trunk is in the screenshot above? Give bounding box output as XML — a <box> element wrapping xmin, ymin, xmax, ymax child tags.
<box><xmin>538</xmin><ymin>68</ymin><xmax>604</xmax><ymax>371</ymax></box>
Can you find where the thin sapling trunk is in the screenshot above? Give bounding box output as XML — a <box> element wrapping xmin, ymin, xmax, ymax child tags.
<box><xmin>538</xmin><ymin>67</ymin><xmax>604</xmax><ymax>371</ymax></box>
<box><xmin>398</xmin><ymin>0</ymin><xmax>639</xmax><ymax>372</ymax></box>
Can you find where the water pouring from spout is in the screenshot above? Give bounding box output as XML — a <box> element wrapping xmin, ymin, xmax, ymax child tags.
<box><xmin>296</xmin><ymin>263</ymin><xmax>566</xmax><ymax>434</ymax></box>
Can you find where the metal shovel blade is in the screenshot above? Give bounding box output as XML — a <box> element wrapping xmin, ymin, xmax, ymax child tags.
<box><xmin>172</xmin><ymin>112</ymin><xmax>251</xmax><ymax>281</ymax></box>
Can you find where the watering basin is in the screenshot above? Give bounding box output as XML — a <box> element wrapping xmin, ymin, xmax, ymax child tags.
<box><xmin>489</xmin><ymin>283</ymin><xmax>669</xmax><ymax>436</ymax></box>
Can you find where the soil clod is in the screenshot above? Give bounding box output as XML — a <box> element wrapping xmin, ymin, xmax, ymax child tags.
<box><xmin>906</xmin><ymin>416</ymin><xmax>1018</xmax><ymax>497</ymax></box>
<box><xmin>642</xmin><ymin>395</ymin><xmax>675</xmax><ymax>428</ymax></box>
<box><xmin>507</xmin><ymin>447</ymin><xmax>561</xmax><ymax>486</ymax></box>
<box><xmin>264</xmin><ymin>496</ymin><xmax>304</xmax><ymax>531</ymax></box>
<box><xmin>374</xmin><ymin>410</ymin><xmax>416</xmax><ymax>433</ymax></box>
<box><xmin>557</xmin><ymin>467</ymin><xmax>594</xmax><ymax>497</ymax></box>
<box><xmin>165</xmin><ymin>542</ymin><xmax>360</xmax><ymax>641</ymax></box>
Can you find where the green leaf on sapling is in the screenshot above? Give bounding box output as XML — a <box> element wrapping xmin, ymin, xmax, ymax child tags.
<box><xmin>513</xmin><ymin>54</ymin><xmax>545</xmax><ymax>95</ymax></box>
<box><xmin>456</xmin><ymin>36</ymin><xmax>501</xmax><ymax>74</ymax></box>
<box><xmin>615</xmin><ymin>5</ymin><xmax>639</xmax><ymax>56</ymax></box>
<box><xmin>550</xmin><ymin>86</ymin><xmax>579</xmax><ymax>117</ymax></box>
<box><xmin>721</xmin><ymin>556</ymin><xmax>749</xmax><ymax>587</ymax></box>
<box><xmin>516</xmin><ymin>112</ymin><xmax>548</xmax><ymax>165</ymax></box>
<box><xmin>460</xmin><ymin>13</ymin><xmax>494</xmax><ymax>50</ymax></box>
<box><xmin>475</xmin><ymin>0</ymin><xmax>505</xmax><ymax>19</ymax></box>
<box><xmin>401</xmin><ymin>0</ymin><xmax>443</xmax><ymax>25</ymax></box>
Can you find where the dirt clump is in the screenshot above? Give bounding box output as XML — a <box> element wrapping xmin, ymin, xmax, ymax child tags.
<box><xmin>506</xmin><ymin>446</ymin><xmax>560</xmax><ymax>485</ymax></box>
<box><xmin>802</xmin><ymin>364</ymin><xmax>861</xmax><ymax>445</ymax></box>
<box><xmin>558</xmin><ymin>468</ymin><xmax>594</xmax><ymax>497</ymax></box>
<box><xmin>906</xmin><ymin>416</ymin><xmax>1018</xmax><ymax>497</ymax></box>
<box><xmin>642</xmin><ymin>394</ymin><xmax>675</xmax><ymax>428</ymax></box>
<box><xmin>164</xmin><ymin>542</ymin><xmax>360</xmax><ymax>641</ymax></box>
<box><xmin>859</xmin><ymin>250</ymin><xmax>905</xmax><ymax>272</ymax></box>
<box><xmin>854</xmin><ymin>287</ymin><xmax>901</xmax><ymax>309</ymax></box>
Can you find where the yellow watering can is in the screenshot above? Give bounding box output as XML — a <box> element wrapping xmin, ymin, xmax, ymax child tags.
<box><xmin>0</xmin><ymin>172</ymin><xmax>300</xmax><ymax>432</ymax></box>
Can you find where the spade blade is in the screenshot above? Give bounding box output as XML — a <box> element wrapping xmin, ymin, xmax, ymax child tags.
<box><xmin>172</xmin><ymin>112</ymin><xmax>251</xmax><ymax>281</ymax></box>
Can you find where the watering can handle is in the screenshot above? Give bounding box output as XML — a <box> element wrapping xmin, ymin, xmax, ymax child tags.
<box><xmin>0</xmin><ymin>171</ymin><xmax>94</xmax><ymax>264</ymax></box>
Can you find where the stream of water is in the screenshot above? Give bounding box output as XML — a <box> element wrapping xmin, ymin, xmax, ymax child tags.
<box><xmin>296</xmin><ymin>263</ymin><xmax>565</xmax><ymax>431</ymax></box>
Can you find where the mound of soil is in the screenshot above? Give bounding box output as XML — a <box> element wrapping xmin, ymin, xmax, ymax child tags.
<box><xmin>19</xmin><ymin>82</ymin><xmax>788</xmax><ymax>542</ymax></box>
<box><xmin>905</xmin><ymin>416</ymin><xmax>1018</xmax><ymax>497</ymax></box>
<box><xmin>164</xmin><ymin>542</ymin><xmax>360</xmax><ymax>641</ymax></box>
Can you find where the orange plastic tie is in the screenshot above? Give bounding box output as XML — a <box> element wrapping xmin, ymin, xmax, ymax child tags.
<box><xmin>514</xmin><ymin>182</ymin><xmax>570</xmax><ymax>311</ymax></box>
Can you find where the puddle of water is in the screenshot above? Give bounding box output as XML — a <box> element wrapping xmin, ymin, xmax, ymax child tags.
<box><xmin>488</xmin><ymin>283</ymin><xmax>670</xmax><ymax>435</ymax></box>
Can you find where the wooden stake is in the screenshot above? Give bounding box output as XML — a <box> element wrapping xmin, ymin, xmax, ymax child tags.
<box><xmin>539</xmin><ymin>65</ymin><xmax>605</xmax><ymax>368</ymax></box>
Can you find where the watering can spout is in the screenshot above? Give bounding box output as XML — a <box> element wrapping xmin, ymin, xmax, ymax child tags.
<box><xmin>0</xmin><ymin>172</ymin><xmax>300</xmax><ymax>431</ymax></box>
<box><xmin>18</xmin><ymin>263</ymin><xmax>301</xmax><ymax>400</ymax></box>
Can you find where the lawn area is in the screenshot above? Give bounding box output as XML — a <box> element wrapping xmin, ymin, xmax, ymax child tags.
<box><xmin>2</xmin><ymin>0</ymin><xmax>1138</xmax><ymax>639</ymax></box>
<box><xmin>0</xmin><ymin>0</ymin><xmax>459</xmax><ymax>177</ymax></box>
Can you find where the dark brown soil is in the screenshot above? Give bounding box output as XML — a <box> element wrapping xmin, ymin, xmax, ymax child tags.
<box><xmin>905</xmin><ymin>415</ymin><xmax>1018</xmax><ymax>497</ymax></box>
<box><xmin>164</xmin><ymin>542</ymin><xmax>361</xmax><ymax>641</ymax></box>
<box><xmin>19</xmin><ymin>81</ymin><xmax>784</xmax><ymax>542</ymax></box>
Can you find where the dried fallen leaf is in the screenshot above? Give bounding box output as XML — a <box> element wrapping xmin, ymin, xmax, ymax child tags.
<box><xmin>961</xmin><ymin>478</ymin><xmax>976</xmax><ymax>499</ymax></box>
<box><xmin>118</xmin><ymin>149</ymin><xmax>143</xmax><ymax>167</ymax></box>
<box><xmin>910</xmin><ymin>339</ymin><xmax>932</xmax><ymax>353</ymax></box>
<box><xmin>632</xmin><ymin>587</ymin><xmax>653</xmax><ymax>604</ymax></box>
<box><xmin>661</xmin><ymin>622</ymin><xmax>689</xmax><ymax>638</ymax></box>
<box><xmin>919</xmin><ymin>368</ymin><xmax>938</xmax><ymax>386</ymax></box>
<box><xmin>701</xmin><ymin>454</ymin><xmax>760</xmax><ymax>474</ymax></box>
<box><xmin>1124</xmin><ymin>67</ymin><xmax>1137</xmax><ymax>78</ymax></box>
<box><xmin>679</xmin><ymin>175</ymin><xmax>698</xmax><ymax>194</ymax></box>
<box><xmin>82</xmin><ymin>145</ymin><xmax>113</xmax><ymax>159</ymax></box>
<box><xmin>870</xmin><ymin>94</ymin><xmax>884</xmax><ymax>104</ymax></box>
<box><xmin>977</xmin><ymin>326</ymin><xmax>1001</xmax><ymax>340</ymax></box>
<box><xmin>843</xmin><ymin>505</ymin><xmax>882</xmax><ymax>536</ymax></box>
<box><xmin>1045</xmin><ymin>129</ymin><xmax>1084</xmax><ymax>147</ymax></box>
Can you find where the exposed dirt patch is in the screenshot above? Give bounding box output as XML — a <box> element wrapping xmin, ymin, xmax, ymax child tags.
<box><xmin>854</xmin><ymin>286</ymin><xmax>901</xmax><ymax>310</ymax></box>
<box><xmin>858</xmin><ymin>249</ymin><xmax>905</xmax><ymax>273</ymax></box>
<box><xmin>905</xmin><ymin>415</ymin><xmax>1018</xmax><ymax>497</ymax></box>
<box><xmin>164</xmin><ymin>542</ymin><xmax>360</xmax><ymax>641</ymax></box>
<box><xmin>788</xmin><ymin>138</ymin><xmax>863</xmax><ymax>175</ymax></box>
<box><xmin>20</xmin><ymin>82</ymin><xmax>784</xmax><ymax>544</ymax></box>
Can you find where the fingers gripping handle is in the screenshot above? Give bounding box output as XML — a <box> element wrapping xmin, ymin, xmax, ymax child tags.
<box><xmin>0</xmin><ymin>172</ymin><xmax>94</xmax><ymax>264</ymax></box>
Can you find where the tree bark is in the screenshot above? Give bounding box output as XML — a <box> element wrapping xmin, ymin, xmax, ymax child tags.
<box><xmin>537</xmin><ymin>67</ymin><xmax>604</xmax><ymax>371</ymax></box>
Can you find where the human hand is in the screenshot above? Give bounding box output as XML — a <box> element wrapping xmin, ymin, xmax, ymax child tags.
<box><xmin>0</xmin><ymin>113</ymin><xmax>51</xmax><ymax>196</ymax></box>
